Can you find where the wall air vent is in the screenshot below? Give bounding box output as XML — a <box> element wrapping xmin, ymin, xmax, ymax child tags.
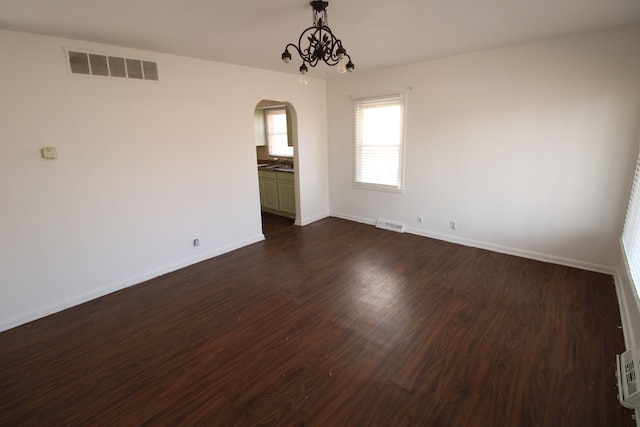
<box><xmin>375</xmin><ymin>218</ymin><xmax>405</xmax><ymax>233</ymax></box>
<box><xmin>66</xmin><ymin>49</ymin><xmax>159</xmax><ymax>81</ymax></box>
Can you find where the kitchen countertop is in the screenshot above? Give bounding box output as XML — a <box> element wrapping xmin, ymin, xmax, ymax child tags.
<box><xmin>258</xmin><ymin>164</ymin><xmax>294</xmax><ymax>173</ymax></box>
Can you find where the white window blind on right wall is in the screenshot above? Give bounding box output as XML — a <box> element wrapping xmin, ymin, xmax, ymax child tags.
<box><xmin>622</xmin><ymin>150</ymin><xmax>640</xmax><ymax>290</ymax></box>
<box><xmin>354</xmin><ymin>93</ymin><xmax>406</xmax><ymax>192</ymax></box>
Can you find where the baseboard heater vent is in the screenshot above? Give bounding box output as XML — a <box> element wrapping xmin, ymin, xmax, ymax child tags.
<box><xmin>617</xmin><ymin>348</ymin><xmax>640</xmax><ymax>408</ymax></box>
<box><xmin>375</xmin><ymin>218</ymin><xmax>405</xmax><ymax>233</ymax></box>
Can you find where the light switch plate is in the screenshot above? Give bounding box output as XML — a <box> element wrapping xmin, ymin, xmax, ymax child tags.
<box><xmin>40</xmin><ymin>147</ymin><xmax>58</xmax><ymax>160</ymax></box>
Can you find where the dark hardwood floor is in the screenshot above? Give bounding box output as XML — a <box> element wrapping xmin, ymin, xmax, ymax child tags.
<box><xmin>0</xmin><ymin>217</ymin><xmax>634</xmax><ymax>426</ymax></box>
<box><xmin>261</xmin><ymin>211</ymin><xmax>295</xmax><ymax>237</ymax></box>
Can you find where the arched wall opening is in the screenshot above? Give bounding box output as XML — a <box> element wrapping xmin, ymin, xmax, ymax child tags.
<box><xmin>254</xmin><ymin>100</ymin><xmax>300</xmax><ymax>234</ymax></box>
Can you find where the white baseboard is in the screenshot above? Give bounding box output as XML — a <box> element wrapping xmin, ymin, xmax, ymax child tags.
<box><xmin>297</xmin><ymin>212</ymin><xmax>330</xmax><ymax>226</ymax></box>
<box><xmin>0</xmin><ymin>234</ymin><xmax>265</xmax><ymax>333</ymax></box>
<box><xmin>406</xmin><ymin>226</ymin><xmax>614</xmax><ymax>274</ymax></box>
<box><xmin>330</xmin><ymin>212</ymin><xmax>376</xmax><ymax>226</ymax></box>
<box><xmin>330</xmin><ymin>211</ymin><xmax>613</xmax><ymax>274</ymax></box>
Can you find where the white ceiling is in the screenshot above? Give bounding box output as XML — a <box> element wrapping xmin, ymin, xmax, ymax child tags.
<box><xmin>1</xmin><ymin>0</ymin><xmax>640</xmax><ymax>78</ymax></box>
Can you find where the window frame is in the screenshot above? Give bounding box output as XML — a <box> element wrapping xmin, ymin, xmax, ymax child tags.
<box><xmin>353</xmin><ymin>93</ymin><xmax>406</xmax><ymax>193</ymax></box>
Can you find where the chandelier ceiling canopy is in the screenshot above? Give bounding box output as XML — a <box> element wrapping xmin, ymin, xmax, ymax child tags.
<box><xmin>281</xmin><ymin>1</ymin><xmax>354</xmax><ymax>76</ymax></box>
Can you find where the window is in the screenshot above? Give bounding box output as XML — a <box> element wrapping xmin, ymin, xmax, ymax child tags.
<box><xmin>266</xmin><ymin>109</ymin><xmax>293</xmax><ymax>157</ymax></box>
<box><xmin>623</xmin><ymin>152</ymin><xmax>640</xmax><ymax>292</ymax></box>
<box><xmin>354</xmin><ymin>94</ymin><xmax>406</xmax><ymax>191</ymax></box>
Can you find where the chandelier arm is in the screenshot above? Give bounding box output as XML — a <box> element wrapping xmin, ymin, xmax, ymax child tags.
<box><xmin>323</xmin><ymin>29</ymin><xmax>343</xmax><ymax>65</ymax></box>
<box><xmin>320</xmin><ymin>28</ymin><xmax>335</xmax><ymax>64</ymax></box>
<box><xmin>298</xmin><ymin>26</ymin><xmax>323</xmax><ymax>66</ymax></box>
<box><xmin>285</xmin><ymin>43</ymin><xmax>303</xmax><ymax>58</ymax></box>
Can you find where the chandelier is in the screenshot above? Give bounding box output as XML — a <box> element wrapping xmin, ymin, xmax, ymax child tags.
<box><xmin>281</xmin><ymin>0</ymin><xmax>354</xmax><ymax>77</ymax></box>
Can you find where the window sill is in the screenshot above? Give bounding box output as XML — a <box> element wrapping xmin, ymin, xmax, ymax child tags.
<box><xmin>353</xmin><ymin>183</ymin><xmax>405</xmax><ymax>194</ymax></box>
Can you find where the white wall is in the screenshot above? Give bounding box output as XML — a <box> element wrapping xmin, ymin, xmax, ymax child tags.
<box><xmin>616</xmin><ymin>253</ymin><xmax>640</xmax><ymax>349</ymax></box>
<box><xmin>2</xmin><ymin>25</ymin><xmax>639</xmax><ymax>333</ymax></box>
<box><xmin>0</xmin><ymin>29</ymin><xmax>329</xmax><ymax>331</ymax></box>
<box><xmin>327</xmin><ymin>25</ymin><xmax>640</xmax><ymax>272</ymax></box>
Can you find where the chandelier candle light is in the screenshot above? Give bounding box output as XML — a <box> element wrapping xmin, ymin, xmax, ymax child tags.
<box><xmin>281</xmin><ymin>0</ymin><xmax>354</xmax><ymax>81</ymax></box>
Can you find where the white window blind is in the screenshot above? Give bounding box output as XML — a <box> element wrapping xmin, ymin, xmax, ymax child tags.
<box><xmin>354</xmin><ymin>94</ymin><xmax>406</xmax><ymax>191</ymax></box>
<box><xmin>266</xmin><ymin>109</ymin><xmax>292</xmax><ymax>157</ymax></box>
<box><xmin>622</xmin><ymin>150</ymin><xmax>640</xmax><ymax>290</ymax></box>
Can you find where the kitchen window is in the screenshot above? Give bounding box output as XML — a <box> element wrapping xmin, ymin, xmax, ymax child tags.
<box><xmin>354</xmin><ymin>93</ymin><xmax>406</xmax><ymax>192</ymax></box>
<box><xmin>266</xmin><ymin>108</ymin><xmax>293</xmax><ymax>157</ymax></box>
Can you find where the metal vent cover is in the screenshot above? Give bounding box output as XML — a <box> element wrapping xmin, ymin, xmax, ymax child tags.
<box><xmin>375</xmin><ymin>218</ymin><xmax>405</xmax><ymax>233</ymax></box>
<box><xmin>66</xmin><ymin>49</ymin><xmax>159</xmax><ymax>81</ymax></box>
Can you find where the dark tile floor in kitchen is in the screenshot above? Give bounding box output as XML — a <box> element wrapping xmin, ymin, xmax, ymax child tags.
<box><xmin>261</xmin><ymin>211</ymin><xmax>295</xmax><ymax>236</ymax></box>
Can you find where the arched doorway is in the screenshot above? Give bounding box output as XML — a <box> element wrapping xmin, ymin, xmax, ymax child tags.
<box><xmin>254</xmin><ymin>100</ymin><xmax>298</xmax><ymax>236</ymax></box>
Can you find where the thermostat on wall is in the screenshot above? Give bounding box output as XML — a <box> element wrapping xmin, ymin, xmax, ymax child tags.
<box><xmin>40</xmin><ymin>147</ymin><xmax>58</xmax><ymax>160</ymax></box>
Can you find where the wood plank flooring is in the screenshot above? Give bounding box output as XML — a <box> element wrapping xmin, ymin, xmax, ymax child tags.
<box><xmin>261</xmin><ymin>211</ymin><xmax>295</xmax><ymax>237</ymax></box>
<box><xmin>0</xmin><ymin>217</ymin><xmax>634</xmax><ymax>426</ymax></box>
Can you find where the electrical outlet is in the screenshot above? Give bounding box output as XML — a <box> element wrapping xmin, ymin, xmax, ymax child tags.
<box><xmin>449</xmin><ymin>220</ymin><xmax>457</xmax><ymax>230</ymax></box>
<box><xmin>417</xmin><ymin>216</ymin><xmax>423</xmax><ymax>224</ymax></box>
